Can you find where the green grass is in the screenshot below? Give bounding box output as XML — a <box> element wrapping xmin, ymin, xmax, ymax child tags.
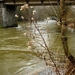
<box><xmin>0</xmin><ymin>24</ymin><xmax>3</xmax><ymax>28</ymax></box>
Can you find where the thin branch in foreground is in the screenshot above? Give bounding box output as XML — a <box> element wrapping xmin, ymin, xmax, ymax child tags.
<box><xmin>33</xmin><ymin>23</ymin><xmax>61</xmax><ymax>75</ymax></box>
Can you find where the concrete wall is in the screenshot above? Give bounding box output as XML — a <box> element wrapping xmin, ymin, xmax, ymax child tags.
<box><xmin>0</xmin><ymin>4</ymin><xmax>2</xmax><ymax>25</ymax></box>
<box><xmin>2</xmin><ymin>5</ymin><xmax>18</xmax><ymax>27</ymax></box>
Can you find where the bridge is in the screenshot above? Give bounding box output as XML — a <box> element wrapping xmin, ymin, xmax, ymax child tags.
<box><xmin>0</xmin><ymin>0</ymin><xmax>75</xmax><ymax>27</ymax></box>
<box><xmin>0</xmin><ymin>0</ymin><xmax>75</xmax><ymax>5</ymax></box>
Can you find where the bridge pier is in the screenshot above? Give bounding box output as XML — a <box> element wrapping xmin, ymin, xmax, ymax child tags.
<box><xmin>2</xmin><ymin>5</ymin><xmax>18</xmax><ymax>28</ymax></box>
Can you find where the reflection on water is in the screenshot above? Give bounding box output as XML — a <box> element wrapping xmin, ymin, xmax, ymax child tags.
<box><xmin>0</xmin><ymin>20</ymin><xmax>75</xmax><ymax>75</ymax></box>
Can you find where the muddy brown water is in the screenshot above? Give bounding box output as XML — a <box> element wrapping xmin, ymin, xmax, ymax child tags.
<box><xmin>0</xmin><ymin>20</ymin><xmax>75</xmax><ymax>75</ymax></box>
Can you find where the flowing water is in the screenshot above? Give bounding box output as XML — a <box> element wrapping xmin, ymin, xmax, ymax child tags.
<box><xmin>0</xmin><ymin>20</ymin><xmax>75</xmax><ymax>75</ymax></box>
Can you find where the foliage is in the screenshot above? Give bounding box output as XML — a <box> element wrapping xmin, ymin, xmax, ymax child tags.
<box><xmin>16</xmin><ymin>6</ymin><xmax>33</xmax><ymax>21</ymax></box>
<box><xmin>16</xmin><ymin>6</ymin><xmax>75</xmax><ymax>21</ymax></box>
<box><xmin>0</xmin><ymin>24</ymin><xmax>3</xmax><ymax>28</ymax></box>
<box><xmin>16</xmin><ymin>6</ymin><xmax>60</xmax><ymax>21</ymax></box>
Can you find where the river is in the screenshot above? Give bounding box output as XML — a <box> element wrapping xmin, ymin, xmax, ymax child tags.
<box><xmin>0</xmin><ymin>20</ymin><xmax>75</xmax><ymax>75</ymax></box>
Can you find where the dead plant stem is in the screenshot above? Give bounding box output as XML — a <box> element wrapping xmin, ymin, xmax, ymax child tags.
<box><xmin>33</xmin><ymin>23</ymin><xmax>61</xmax><ymax>75</ymax></box>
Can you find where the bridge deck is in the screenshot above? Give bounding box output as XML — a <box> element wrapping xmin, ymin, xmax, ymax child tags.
<box><xmin>0</xmin><ymin>0</ymin><xmax>75</xmax><ymax>5</ymax></box>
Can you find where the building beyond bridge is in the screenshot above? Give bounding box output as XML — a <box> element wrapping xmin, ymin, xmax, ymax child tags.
<box><xmin>0</xmin><ymin>0</ymin><xmax>75</xmax><ymax>27</ymax></box>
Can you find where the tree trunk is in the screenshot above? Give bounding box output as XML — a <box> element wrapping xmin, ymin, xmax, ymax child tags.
<box><xmin>60</xmin><ymin>0</ymin><xmax>75</xmax><ymax>64</ymax></box>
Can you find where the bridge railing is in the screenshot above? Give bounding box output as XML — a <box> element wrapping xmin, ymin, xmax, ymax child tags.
<box><xmin>0</xmin><ymin>0</ymin><xmax>75</xmax><ymax>5</ymax></box>
<box><xmin>2</xmin><ymin>0</ymin><xmax>58</xmax><ymax>5</ymax></box>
